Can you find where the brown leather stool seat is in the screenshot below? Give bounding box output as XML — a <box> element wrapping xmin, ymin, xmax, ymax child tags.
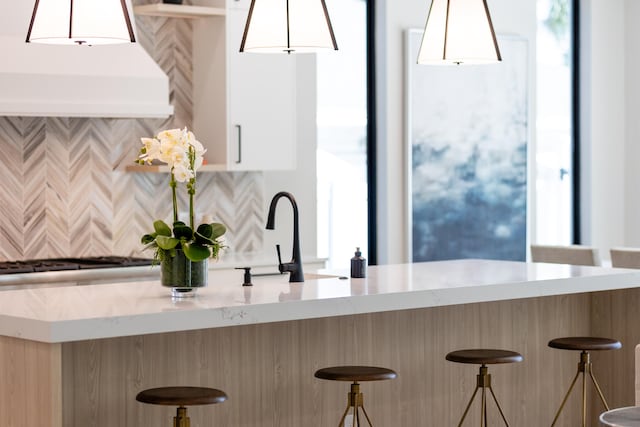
<box><xmin>314</xmin><ymin>365</ymin><xmax>397</xmax><ymax>426</ymax></box>
<box><xmin>314</xmin><ymin>365</ymin><xmax>397</xmax><ymax>382</ymax></box>
<box><xmin>446</xmin><ymin>349</ymin><xmax>523</xmax><ymax>427</ymax></box>
<box><xmin>548</xmin><ymin>336</ymin><xmax>622</xmax><ymax>427</ymax></box>
<box><xmin>548</xmin><ymin>336</ymin><xmax>621</xmax><ymax>351</ymax></box>
<box><xmin>136</xmin><ymin>386</ymin><xmax>227</xmax><ymax>426</ymax></box>
<box><xmin>446</xmin><ymin>349</ymin><xmax>524</xmax><ymax>365</ymax></box>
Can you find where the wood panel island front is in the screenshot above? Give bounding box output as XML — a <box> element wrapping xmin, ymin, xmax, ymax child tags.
<box><xmin>1</xmin><ymin>259</ymin><xmax>640</xmax><ymax>426</ymax></box>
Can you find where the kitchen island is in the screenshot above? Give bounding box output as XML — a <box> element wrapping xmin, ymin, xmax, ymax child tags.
<box><xmin>1</xmin><ymin>259</ymin><xmax>640</xmax><ymax>426</ymax></box>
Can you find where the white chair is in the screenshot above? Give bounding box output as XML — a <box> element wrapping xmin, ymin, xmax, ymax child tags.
<box><xmin>610</xmin><ymin>247</ymin><xmax>640</xmax><ymax>269</ymax></box>
<box><xmin>530</xmin><ymin>244</ymin><xmax>601</xmax><ymax>266</ymax></box>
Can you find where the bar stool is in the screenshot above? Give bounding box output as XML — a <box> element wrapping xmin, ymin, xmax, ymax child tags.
<box><xmin>136</xmin><ymin>386</ymin><xmax>227</xmax><ymax>426</ymax></box>
<box><xmin>446</xmin><ymin>349</ymin><xmax>523</xmax><ymax>427</ymax></box>
<box><xmin>314</xmin><ymin>365</ymin><xmax>397</xmax><ymax>426</ymax></box>
<box><xmin>549</xmin><ymin>336</ymin><xmax>622</xmax><ymax>427</ymax></box>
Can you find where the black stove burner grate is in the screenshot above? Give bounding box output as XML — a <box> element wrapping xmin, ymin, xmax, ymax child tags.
<box><xmin>0</xmin><ymin>256</ymin><xmax>154</xmax><ymax>274</ymax></box>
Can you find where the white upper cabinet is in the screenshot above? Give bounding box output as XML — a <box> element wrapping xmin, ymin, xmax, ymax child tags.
<box><xmin>130</xmin><ymin>1</ymin><xmax>298</xmax><ymax>172</ymax></box>
<box><xmin>224</xmin><ymin>8</ymin><xmax>297</xmax><ymax>170</ymax></box>
<box><xmin>192</xmin><ymin>1</ymin><xmax>297</xmax><ymax>171</ymax></box>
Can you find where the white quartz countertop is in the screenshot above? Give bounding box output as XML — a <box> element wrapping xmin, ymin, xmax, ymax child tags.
<box><xmin>2</xmin><ymin>259</ymin><xmax>640</xmax><ymax>344</ymax></box>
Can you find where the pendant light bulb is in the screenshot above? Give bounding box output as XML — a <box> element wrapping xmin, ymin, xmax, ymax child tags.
<box><xmin>417</xmin><ymin>0</ymin><xmax>501</xmax><ymax>65</ymax></box>
<box><xmin>240</xmin><ymin>0</ymin><xmax>338</xmax><ymax>53</ymax></box>
<box><xmin>26</xmin><ymin>0</ymin><xmax>136</xmax><ymax>46</ymax></box>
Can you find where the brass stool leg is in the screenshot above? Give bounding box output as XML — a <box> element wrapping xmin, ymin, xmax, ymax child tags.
<box><xmin>173</xmin><ymin>406</ymin><xmax>190</xmax><ymax>427</ymax></box>
<box><xmin>481</xmin><ymin>385</ymin><xmax>487</xmax><ymax>427</ymax></box>
<box><xmin>338</xmin><ymin>404</ymin><xmax>351</xmax><ymax>426</ymax></box>
<box><xmin>589</xmin><ymin>367</ymin><xmax>611</xmax><ymax>410</ymax></box>
<box><xmin>550</xmin><ymin>367</ymin><xmax>581</xmax><ymax>426</ymax></box>
<box><xmin>582</xmin><ymin>364</ymin><xmax>587</xmax><ymax>427</ymax></box>
<box><xmin>550</xmin><ymin>350</ymin><xmax>611</xmax><ymax>427</ymax></box>
<box><xmin>489</xmin><ymin>385</ymin><xmax>510</xmax><ymax>426</ymax></box>
<box><xmin>360</xmin><ymin>405</ymin><xmax>374</xmax><ymax>426</ymax></box>
<box><xmin>457</xmin><ymin>365</ymin><xmax>510</xmax><ymax>427</ymax></box>
<box><xmin>457</xmin><ymin>385</ymin><xmax>480</xmax><ymax>427</ymax></box>
<box><xmin>338</xmin><ymin>382</ymin><xmax>373</xmax><ymax>427</ymax></box>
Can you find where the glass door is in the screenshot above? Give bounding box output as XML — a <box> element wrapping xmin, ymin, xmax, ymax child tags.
<box><xmin>535</xmin><ymin>0</ymin><xmax>575</xmax><ymax>244</ymax></box>
<box><xmin>316</xmin><ymin>0</ymin><xmax>368</xmax><ymax>269</ymax></box>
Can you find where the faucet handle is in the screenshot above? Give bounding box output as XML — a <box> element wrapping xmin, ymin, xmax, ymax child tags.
<box><xmin>275</xmin><ymin>244</ymin><xmax>283</xmax><ymax>268</ymax></box>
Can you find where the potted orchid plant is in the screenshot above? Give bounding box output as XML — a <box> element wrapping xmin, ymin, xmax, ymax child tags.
<box><xmin>136</xmin><ymin>127</ymin><xmax>226</xmax><ymax>296</ymax></box>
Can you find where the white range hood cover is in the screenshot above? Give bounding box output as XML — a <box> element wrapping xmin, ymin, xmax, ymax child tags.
<box><xmin>0</xmin><ymin>1</ymin><xmax>173</xmax><ymax>118</ymax></box>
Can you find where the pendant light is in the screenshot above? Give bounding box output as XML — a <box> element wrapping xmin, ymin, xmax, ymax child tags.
<box><xmin>240</xmin><ymin>0</ymin><xmax>338</xmax><ymax>53</ymax></box>
<box><xmin>418</xmin><ymin>0</ymin><xmax>501</xmax><ymax>65</ymax></box>
<box><xmin>26</xmin><ymin>0</ymin><xmax>135</xmax><ymax>45</ymax></box>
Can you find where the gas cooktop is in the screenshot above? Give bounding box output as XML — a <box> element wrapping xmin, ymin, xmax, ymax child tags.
<box><xmin>0</xmin><ymin>256</ymin><xmax>154</xmax><ymax>275</ymax></box>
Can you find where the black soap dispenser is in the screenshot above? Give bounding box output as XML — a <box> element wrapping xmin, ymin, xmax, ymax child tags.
<box><xmin>350</xmin><ymin>247</ymin><xmax>367</xmax><ymax>278</ymax></box>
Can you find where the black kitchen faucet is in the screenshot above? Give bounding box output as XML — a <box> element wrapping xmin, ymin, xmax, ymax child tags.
<box><xmin>266</xmin><ymin>191</ymin><xmax>304</xmax><ymax>282</ymax></box>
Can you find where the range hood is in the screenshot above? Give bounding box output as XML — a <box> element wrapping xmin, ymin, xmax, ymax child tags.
<box><xmin>0</xmin><ymin>1</ymin><xmax>173</xmax><ymax>118</ymax></box>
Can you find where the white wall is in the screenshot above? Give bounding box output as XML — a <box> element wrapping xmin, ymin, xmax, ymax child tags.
<box><xmin>580</xmin><ymin>0</ymin><xmax>626</xmax><ymax>254</ymax></box>
<box><xmin>375</xmin><ymin>0</ymin><xmax>537</xmax><ymax>264</ymax></box>
<box><xmin>624</xmin><ymin>0</ymin><xmax>640</xmax><ymax>246</ymax></box>
<box><xmin>263</xmin><ymin>55</ymin><xmax>318</xmax><ymax>262</ymax></box>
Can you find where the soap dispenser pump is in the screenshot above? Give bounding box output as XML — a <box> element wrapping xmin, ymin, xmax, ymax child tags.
<box><xmin>350</xmin><ymin>247</ymin><xmax>367</xmax><ymax>278</ymax></box>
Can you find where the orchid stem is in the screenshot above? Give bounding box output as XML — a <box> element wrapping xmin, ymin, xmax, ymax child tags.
<box><xmin>170</xmin><ymin>172</ymin><xmax>178</xmax><ymax>223</ymax></box>
<box><xmin>188</xmin><ymin>146</ymin><xmax>196</xmax><ymax>229</ymax></box>
<box><xmin>189</xmin><ymin>189</ymin><xmax>195</xmax><ymax>230</ymax></box>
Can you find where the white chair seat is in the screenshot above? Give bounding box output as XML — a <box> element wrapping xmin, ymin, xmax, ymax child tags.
<box><xmin>530</xmin><ymin>244</ymin><xmax>600</xmax><ymax>266</ymax></box>
<box><xmin>610</xmin><ymin>247</ymin><xmax>640</xmax><ymax>269</ymax></box>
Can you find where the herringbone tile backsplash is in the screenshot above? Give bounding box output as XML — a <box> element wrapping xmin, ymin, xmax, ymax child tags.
<box><xmin>0</xmin><ymin>1</ymin><xmax>264</xmax><ymax>261</ymax></box>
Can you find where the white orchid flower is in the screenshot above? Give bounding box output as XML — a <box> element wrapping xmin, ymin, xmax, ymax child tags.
<box><xmin>168</xmin><ymin>145</ymin><xmax>189</xmax><ymax>168</ymax></box>
<box><xmin>193</xmin><ymin>154</ymin><xmax>204</xmax><ymax>171</ymax></box>
<box><xmin>157</xmin><ymin>128</ymin><xmax>183</xmax><ymax>144</ymax></box>
<box><xmin>172</xmin><ymin>163</ymin><xmax>194</xmax><ymax>183</ymax></box>
<box><xmin>191</xmin><ymin>139</ymin><xmax>206</xmax><ymax>156</ymax></box>
<box><xmin>138</xmin><ymin>137</ymin><xmax>161</xmax><ymax>163</ymax></box>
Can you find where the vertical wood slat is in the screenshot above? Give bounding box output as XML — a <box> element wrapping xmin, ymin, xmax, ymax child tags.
<box><xmin>0</xmin><ymin>336</ymin><xmax>62</xmax><ymax>427</ymax></box>
<box><xmin>61</xmin><ymin>292</ymin><xmax>600</xmax><ymax>427</ymax></box>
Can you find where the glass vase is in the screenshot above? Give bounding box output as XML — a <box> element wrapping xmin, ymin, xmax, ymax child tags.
<box><xmin>161</xmin><ymin>249</ymin><xmax>208</xmax><ymax>298</ymax></box>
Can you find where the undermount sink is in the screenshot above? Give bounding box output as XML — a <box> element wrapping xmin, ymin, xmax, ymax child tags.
<box><xmin>249</xmin><ymin>272</ymin><xmax>340</xmax><ymax>284</ymax></box>
<box><xmin>303</xmin><ymin>273</ymin><xmax>341</xmax><ymax>280</ymax></box>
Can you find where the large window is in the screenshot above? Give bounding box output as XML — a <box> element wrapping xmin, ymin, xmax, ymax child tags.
<box><xmin>535</xmin><ymin>0</ymin><xmax>576</xmax><ymax>244</ymax></box>
<box><xmin>316</xmin><ymin>0</ymin><xmax>369</xmax><ymax>269</ymax></box>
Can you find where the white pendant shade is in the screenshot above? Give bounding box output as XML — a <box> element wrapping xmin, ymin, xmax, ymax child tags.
<box><xmin>240</xmin><ymin>0</ymin><xmax>338</xmax><ymax>53</ymax></box>
<box><xmin>418</xmin><ymin>0</ymin><xmax>501</xmax><ymax>65</ymax></box>
<box><xmin>26</xmin><ymin>0</ymin><xmax>135</xmax><ymax>45</ymax></box>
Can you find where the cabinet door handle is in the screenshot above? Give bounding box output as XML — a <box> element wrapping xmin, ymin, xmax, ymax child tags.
<box><xmin>235</xmin><ymin>124</ymin><xmax>242</xmax><ymax>164</ymax></box>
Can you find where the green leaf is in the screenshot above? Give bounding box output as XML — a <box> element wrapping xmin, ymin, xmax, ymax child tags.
<box><xmin>173</xmin><ymin>221</ymin><xmax>186</xmax><ymax>228</ymax></box>
<box><xmin>156</xmin><ymin>235</ymin><xmax>180</xmax><ymax>250</ymax></box>
<box><xmin>209</xmin><ymin>223</ymin><xmax>226</xmax><ymax>239</ymax></box>
<box><xmin>153</xmin><ymin>220</ymin><xmax>172</xmax><ymax>236</ymax></box>
<box><xmin>196</xmin><ymin>223</ymin><xmax>213</xmax><ymax>239</ymax></box>
<box><xmin>194</xmin><ymin>231</ymin><xmax>215</xmax><ymax>245</ymax></box>
<box><xmin>182</xmin><ymin>242</ymin><xmax>211</xmax><ymax>261</ymax></box>
<box><xmin>142</xmin><ymin>241</ymin><xmax>158</xmax><ymax>252</ymax></box>
<box><xmin>141</xmin><ymin>233</ymin><xmax>156</xmax><ymax>245</ymax></box>
<box><xmin>173</xmin><ymin>224</ymin><xmax>193</xmax><ymax>240</ymax></box>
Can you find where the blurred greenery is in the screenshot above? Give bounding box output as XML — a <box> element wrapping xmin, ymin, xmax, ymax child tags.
<box><xmin>544</xmin><ymin>0</ymin><xmax>570</xmax><ymax>41</ymax></box>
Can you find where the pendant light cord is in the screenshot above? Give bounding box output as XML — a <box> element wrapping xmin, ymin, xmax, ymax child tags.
<box><xmin>285</xmin><ymin>0</ymin><xmax>291</xmax><ymax>53</ymax></box>
<box><xmin>68</xmin><ymin>0</ymin><xmax>74</xmax><ymax>39</ymax></box>
<box><xmin>443</xmin><ymin>0</ymin><xmax>451</xmax><ymax>61</ymax></box>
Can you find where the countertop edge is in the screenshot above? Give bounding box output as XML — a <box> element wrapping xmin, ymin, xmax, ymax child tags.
<box><xmin>10</xmin><ymin>265</ymin><xmax>640</xmax><ymax>343</ymax></box>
